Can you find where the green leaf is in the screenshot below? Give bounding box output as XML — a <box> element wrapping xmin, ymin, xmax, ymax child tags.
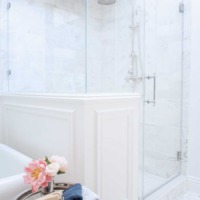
<box><xmin>45</xmin><ymin>156</ymin><xmax>51</xmax><ymax>165</ymax></box>
<box><xmin>57</xmin><ymin>171</ymin><xmax>65</xmax><ymax>175</ymax></box>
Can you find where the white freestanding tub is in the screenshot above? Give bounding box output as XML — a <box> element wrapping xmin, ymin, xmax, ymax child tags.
<box><xmin>0</xmin><ymin>144</ymin><xmax>31</xmax><ymax>200</ymax></box>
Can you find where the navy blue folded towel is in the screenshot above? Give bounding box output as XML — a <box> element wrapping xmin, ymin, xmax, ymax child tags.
<box><xmin>63</xmin><ymin>183</ymin><xmax>83</xmax><ymax>200</ymax></box>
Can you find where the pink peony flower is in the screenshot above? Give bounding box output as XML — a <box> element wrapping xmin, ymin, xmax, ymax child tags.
<box><xmin>23</xmin><ymin>159</ymin><xmax>52</xmax><ymax>193</ymax></box>
<box><xmin>49</xmin><ymin>155</ymin><xmax>68</xmax><ymax>172</ymax></box>
<box><xmin>46</xmin><ymin>162</ymin><xmax>60</xmax><ymax>176</ymax></box>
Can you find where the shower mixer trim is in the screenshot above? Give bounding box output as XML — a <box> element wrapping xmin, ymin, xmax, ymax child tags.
<box><xmin>126</xmin><ymin>74</ymin><xmax>157</xmax><ymax>106</ymax></box>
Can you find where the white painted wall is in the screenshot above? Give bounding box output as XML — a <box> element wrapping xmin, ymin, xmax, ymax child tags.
<box><xmin>187</xmin><ymin>0</ymin><xmax>200</xmax><ymax>186</ymax></box>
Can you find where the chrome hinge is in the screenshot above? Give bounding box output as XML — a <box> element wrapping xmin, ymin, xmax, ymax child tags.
<box><xmin>7</xmin><ymin>69</ymin><xmax>11</xmax><ymax>76</ymax></box>
<box><xmin>7</xmin><ymin>2</ymin><xmax>11</xmax><ymax>10</ymax></box>
<box><xmin>179</xmin><ymin>2</ymin><xmax>184</xmax><ymax>13</ymax></box>
<box><xmin>177</xmin><ymin>151</ymin><xmax>182</xmax><ymax>161</ymax></box>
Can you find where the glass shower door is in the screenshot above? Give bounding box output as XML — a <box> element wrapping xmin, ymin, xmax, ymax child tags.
<box><xmin>142</xmin><ymin>0</ymin><xmax>183</xmax><ymax>197</ymax></box>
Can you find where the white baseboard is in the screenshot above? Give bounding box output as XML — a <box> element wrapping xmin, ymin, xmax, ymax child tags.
<box><xmin>187</xmin><ymin>176</ymin><xmax>200</xmax><ymax>193</ymax></box>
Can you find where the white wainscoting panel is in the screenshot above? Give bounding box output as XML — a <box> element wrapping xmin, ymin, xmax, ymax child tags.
<box><xmin>0</xmin><ymin>94</ymin><xmax>140</xmax><ymax>199</ymax></box>
<box><xmin>96</xmin><ymin>109</ymin><xmax>138</xmax><ymax>200</ymax></box>
<box><xmin>3</xmin><ymin>103</ymin><xmax>75</xmax><ymax>182</ymax></box>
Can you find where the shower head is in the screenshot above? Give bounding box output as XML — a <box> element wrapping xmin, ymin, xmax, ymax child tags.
<box><xmin>98</xmin><ymin>0</ymin><xmax>116</xmax><ymax>5</ymax></box>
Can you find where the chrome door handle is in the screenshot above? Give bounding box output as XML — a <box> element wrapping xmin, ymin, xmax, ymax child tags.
<box><xmin>145</xmin><ymin>74</ymin><xmax>156</xmax><ymax>106</ymax></box>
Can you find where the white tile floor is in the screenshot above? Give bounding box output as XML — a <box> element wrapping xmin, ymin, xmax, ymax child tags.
<box><xmin>176</xmin><ymin>191</ymin><xmax>200</xmax><ymax>200</ymax></box>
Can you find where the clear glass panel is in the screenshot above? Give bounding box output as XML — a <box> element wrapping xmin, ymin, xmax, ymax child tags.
<box><xmin>0</xmin><ymin>1</ymin><xmax>9</xmax><ymax>92</ymax></box>
<box><xmin>7</xmin><ymin>0</ymin><xmax>86</xmax><ymax>93</ymax></box>
<box><xmin>4</xmin><ymin>0</ymin><xmax>145</xmax><ymax>94</ymax></box>
<box><xmin>87</xmin><ymin>0</ymin><xmax>139</xmax><ymax>93</ymax></box>
<box><xmin>142</xmin><ymin>0</ymin><xmax>183</xmax><ymax>197</ymax></box>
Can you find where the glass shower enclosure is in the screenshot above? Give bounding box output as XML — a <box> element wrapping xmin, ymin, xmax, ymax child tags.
<box><xmin>142</xmin><ymin>0</ymin><xmax>183</xmax><ymax>197</ymax></box>
<box><xmin>0</xmin><ymin>0</ymin><xmax>183</xmax><ymax>199</ymax></box>
<box><xmin>1</xmin><ymin>0</ymin><xmax>138</xmax><ymax>94</ymax></box>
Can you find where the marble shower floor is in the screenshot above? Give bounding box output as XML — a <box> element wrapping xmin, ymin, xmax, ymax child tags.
<box><xmin>141</xmin><ymin>172</ymin><xmax>167</xmax><ymax>195</ymax></box>
<box><xmin>141</xmin><ymin>172</ymin><xmax>200</xmax><ymax>200</ymax></box>
<box><xmin>176</xmin><ymin>191</ymin><xmax>200</xmax><ymax>200</ymax></box>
